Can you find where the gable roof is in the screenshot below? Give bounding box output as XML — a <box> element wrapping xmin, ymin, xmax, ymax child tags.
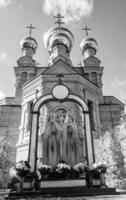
<box><xmin>41</xmin><ymin>59</ymin><xmax>79</xmax><ymax>75</ymax></box>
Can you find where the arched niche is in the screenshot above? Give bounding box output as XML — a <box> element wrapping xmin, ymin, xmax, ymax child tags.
<box><xmin>28</xmin><ymin>94</ymin><xmax>95</xmax><ymax>171</ymax></box>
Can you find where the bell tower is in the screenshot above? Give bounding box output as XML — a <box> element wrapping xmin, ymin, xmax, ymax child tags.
<box><xmin>14</xmin><ymin>25</ymin><xmax>38</xmax><ymax>104</ymax></box>
<box><xmin>80</xmin><ymin>26</ymin><xmax>104</xmax><ymax>102</ymax></box>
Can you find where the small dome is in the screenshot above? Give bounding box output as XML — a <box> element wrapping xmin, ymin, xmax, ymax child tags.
<box><xmin>80</xmin><ymin>37</ymin><xmax>98</xmax><ymax>55</ymax></box>
<box><xmin>44</xmin><ymin>27</ymin><xmax>74</xmax><ymax>53</ymax></box>
<box><xmin>20</xmin><ymin>36</ymin><xmax>38</xmax><ymax>53</ymax></box>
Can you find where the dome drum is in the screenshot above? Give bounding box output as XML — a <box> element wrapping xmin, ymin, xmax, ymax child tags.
<box><xmin>20</xmin><ymin>36</ymin><xmax>38</xmax><ymax>53</ymax></box>
<box><xmin>45</xmin><ymin>27</ymin><xmax>74</xmax><ymax>54</ymax></box>
<box><xmin>80</xmin><ymin>37</ymin><xmax>98</xmax><ymax>55</ymax></box>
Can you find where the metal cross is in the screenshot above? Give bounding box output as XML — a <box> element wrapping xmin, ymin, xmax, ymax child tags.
<box><xmin>56</xmin><ymin>73</ymin><xmax>64</xmax><ymax>84</ymax></box>
<box><xmin>82</xmin><ymin>25</ymin><xmax>91</xmax><ymax>37</ymax></box>
<box><xmin>54</xmin><ymin>13</ymin><xmax>64</xmax><ymax>28</ymax></box>
<box><xmin>26</xmin><ymin>24</ymin><xmax>36</xmax><ymax>37</ymax></box>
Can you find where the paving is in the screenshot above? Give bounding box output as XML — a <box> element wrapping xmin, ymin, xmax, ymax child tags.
<box><xmin>3</xmin><ymin>189</ymin><xmax>126</xmax><ymax>199</ymax></box>
<box><xmin>84</xmin><ymin>195</ymin><xmax>126</xmax><ymax>199</ymax></box>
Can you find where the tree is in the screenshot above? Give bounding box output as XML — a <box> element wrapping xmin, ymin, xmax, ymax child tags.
<box><xmin>0</xmin><ymin>136</ymin><xmax>13</xmax><ymax>188</ymax></box>
<box><xmin>94</xmin><ymin>117</ymin><xmax>126</xmax><ymax>187</ymax></box>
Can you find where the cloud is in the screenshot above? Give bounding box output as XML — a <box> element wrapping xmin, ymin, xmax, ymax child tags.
<box><xmin>0</xmin><ymin>0</ymin><xmax>22</xmax><ymax>8</ymax></box>
<box><xmin>42</xmin><ymin>0</ymin><xmax>93</xmax><ymax>23</ymax></box>
<box><xmin>111</xmin><ymin>78</ymin><xmax>126</xmax><ymax>101</ymax></box>
<box><xmin>122</xmin><ymin>62</ymin><xmax>126</xmax><ymax>70</ymax></box>
<box><xmin>0</xmin><ymin>52</ymin><xmax>7</xmax><ymax>63</ymax></box>
<box><xmin>0</xmin><ymin>0</ymin><xmax>12</xmax><ymax>7</ymax></box>
<box><xmin>119</xmin><ymin>90</ymin><xmax>126</xmax><ymax>102</ymax></box>
<box><xmin>112</xmin><ymin>78</ymin><xmax>126</xmax><ymax>89</ymax></box>
<box><xmin>17</xmin><ymin>1</ymin><xmax>23</xmax><ymax>10</ymax></box>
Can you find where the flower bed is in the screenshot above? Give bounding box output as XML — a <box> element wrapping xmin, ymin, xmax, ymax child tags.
<box><xmin>74</xmin><ymin>163</ymin><xmax>89</xmax><ymax>173</ymax></box>
<box><xmin>37</xmin><ymin>163</ymin><xmax>52</xmax><ymax>180</ymax></box>
<box><xmin>92</xmin><ymin>162</ymin><xmax>107</xmax><ymax>173</ymax></box>
<box><xmin>9</xmin><ymin>161</ymin><xmax>31</xmax><ymax>190</ymax></box>
<box><xmin>91</xmin><ymin>162</ymin><xmax>108</xmax><ymax>186</ymax></box>
<box><xmin>55</xmin><ymin>163</ymin><xmax>72</xmax><ymax>179</ymax></box>
<box><xmin>16</xmin><ymin>161</ymin><xmax>31</xmax><ymax>177</ymax></box>
<box><xmin>9</xmin><ymin>161</ymin><xmax>108</xmax><ymax>188</ymax></box>
<box><xmin>56</xmin><ymin>163</ymin><xmax>71</xmax><ymax>174</ymax></box>
<box><xmin>37</xmin><ymin>163</ymin><xmax>52</xmax><ymax>174</ymax></box>
<box><xmin>37</xmin><ymin>162</ymin><xmax>86</xmax><ymax>180</ymax></box>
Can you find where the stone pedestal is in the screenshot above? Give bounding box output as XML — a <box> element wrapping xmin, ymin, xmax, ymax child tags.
<box><xmin>40</xmin><ymin>179</ymin><xmax>86</xmax><ymax>189</ymax></box>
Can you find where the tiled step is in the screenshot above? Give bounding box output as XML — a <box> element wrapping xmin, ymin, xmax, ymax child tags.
<box><xmin>6</xmin><ymin>187</ymin><xmax>118</xmax><ymax>199</ymax></box>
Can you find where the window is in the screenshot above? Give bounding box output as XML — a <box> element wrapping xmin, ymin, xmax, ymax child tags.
<box><xmin>27</xmin><ymin>101</ymin><xmax>34</xmax><ymax>130</ymax></box>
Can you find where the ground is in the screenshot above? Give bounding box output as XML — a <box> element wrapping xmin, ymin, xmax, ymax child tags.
<box><xmin>86</xmin><ymin>195</ymin><xmax>126</xmax><ymax>200</ymax></box>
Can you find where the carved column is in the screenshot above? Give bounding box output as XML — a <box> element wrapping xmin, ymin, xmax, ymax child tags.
<box><xmin>85</xmin><ymin>113</ymin><xmax>95</xmax><ymax>166</ymax></box>
<box><xmin>29</xmin><ymin>111</ymin><xmax>39</xmax><ymax>172</ymax></box>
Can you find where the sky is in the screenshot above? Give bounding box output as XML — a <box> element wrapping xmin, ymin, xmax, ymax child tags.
<box><xmin>0</xmin><ymin>0</ymin><xmax>126</xmax><ymax>103</ymax></box>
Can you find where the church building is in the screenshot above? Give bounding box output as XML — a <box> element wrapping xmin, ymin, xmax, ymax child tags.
<box><xmin>0</xmin><ymin>17</ymin><xmax>124</xmax><ymax>167</ymax></box>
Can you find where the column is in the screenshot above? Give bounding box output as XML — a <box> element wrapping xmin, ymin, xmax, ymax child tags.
<box><xmin>85</xmin><ymin>113</ymin><xmax>95</xmax><ymax>167</ymax></box>
<box><xmin>28</xmin><ymin>112</ymin><xmax>39</xmax><ymax>172</ymax></box>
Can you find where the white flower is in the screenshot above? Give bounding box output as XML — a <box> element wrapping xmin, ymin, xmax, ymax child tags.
<box><xmin>92</xmin><ymin>163</ymin><xmax>98</xmax><ymax>169</ymax></box>
<box><xmin>92</xmin><ymin>162</ymin><xmax>108</xmax><ymax>171</ymax></box>
<box><xmin>37</xmin><ymin>163</ymin><xmax>52</xmax><ymax>170</ymax></box>
<box><xmin>9</xmin><ymin>166</ymin><xmax>17</xmax><ymax>178</ymax></box>
<box><xmin>74</xmin><ymin>163</ymin><xmax>88</xmax><ymax>172</ymax></box>
<box><xmin>57</xmin><ymin>163</ymin><xmax>71</xmax><ymax>171</ymax></box>
<box><xmin>16</xmin><ymin>161</ymin><xmax>30</xmax><ymax>171</ymax></box>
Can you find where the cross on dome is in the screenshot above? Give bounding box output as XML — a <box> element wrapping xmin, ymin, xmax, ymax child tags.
<box><xmin>82</xmin><ymin>25</ymin><xmax>91</xmax><ymax>37</ymax></box>
<box><xmin>54</xmin><ymin>13</ymin><xmax>65</xmax><ymax>28</ymax></box>
<box><xmin>45</xmin><ymin>14</ymin><xmax>74</xmax><ymax>56</ymax></box>
<box><xmin>26</xmin><ymin>24</ymin><xmax>36</xmax><ymax>37</ymax></box>
<box><xmin>80</xmin><ymin>25</ymin><xmax>98</xmax><ymax>57</ymax></box>
<box><xmin>20</xmin><ymin>24</ymin><xmax>38</xmax><ymax>56</ymax></box>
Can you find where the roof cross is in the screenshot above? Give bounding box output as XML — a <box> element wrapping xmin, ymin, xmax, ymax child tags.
<box><xmin>54</xmin><ymin>13</ymin><xmax>64</xmax><ymax>28</ymax></box>
<box><xmin>82</xmin><ymin>25</ymin><xmax>91</xmax><ymax>37</ymax></box>
<box><xmin>56</xmin><ymin>73</ymin><xmax>64</xmax><ymax>84</ymax></box>
<box><xmin>26</xmin><ymin>24</ymin><xmax>36</xmax><ymax>37</ymax></box>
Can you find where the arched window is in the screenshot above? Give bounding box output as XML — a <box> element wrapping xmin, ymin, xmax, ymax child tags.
<box><xmin>21</xmin><ymin>72</ymin><xmax>27</xmax><ymax>85</ymax></box>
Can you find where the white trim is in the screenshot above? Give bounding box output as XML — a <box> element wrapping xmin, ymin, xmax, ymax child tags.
<box><xmin>34</xmin><ymin>94</ymin><xmax>53</xmax><ymax>111</ymax></box>
<box><xmin>34</xmin><ymin>94</ymin><xmax>88</xmax><ymax>112</ymax></box>
<box><xmin>69</xmin><ymin>94</ymin><xmax>88</xmax><ymax>111</ymax></box>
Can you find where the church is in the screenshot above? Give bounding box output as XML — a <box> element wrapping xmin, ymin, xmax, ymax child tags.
<box><xmin>0</xmin><ymin>15</ymin><xmax>124</xmax><ymax>168</ymax></box>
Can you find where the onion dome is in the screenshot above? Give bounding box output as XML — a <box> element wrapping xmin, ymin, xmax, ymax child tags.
<box><xmin>20</xmin><ymin>36</ymin><xmax>38</xmax><ymax>55</ymax></box>
<box><xmin>44</xmin><ymin>27</ymin><xmax>74</xmax><ymax>54</ymax></box>
<box><xmin>80</xmin><ymin>37</ymin><xmax>98</xmax><ymax>57</ymax></box>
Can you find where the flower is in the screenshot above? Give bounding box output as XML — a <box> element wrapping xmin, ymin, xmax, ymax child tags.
<box><xmin>15</xmin><ymin>161</ymin><xmax>30</xmax><ymax>177</ymax></box>
<box><xmin>37</xmin><ymin>163</ymin><xmax>52</xmax><ymax>174</ymax></box>
<box><xmin>74</xmin><ymin>163</ymin><xmax>88</xmax><ymax>173</ymax></box>
<box><xmin>92</xmin><ymin>162</ymin><xmax>108</xmax><ymax>173</ymax></box>
<box><xmin>16</xmin><ymin>161</ymin><xmax>30</xmax><ymax>171</ymax></box>
<box><xmin>9</xmin><ymin>165</ymin><xmax>17</xmax><ymax>178</ymax></box>
<box><xmin>56</xmin><ymin>163</ymin><xmax>71</xmax><ymax>174</ymax></box>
